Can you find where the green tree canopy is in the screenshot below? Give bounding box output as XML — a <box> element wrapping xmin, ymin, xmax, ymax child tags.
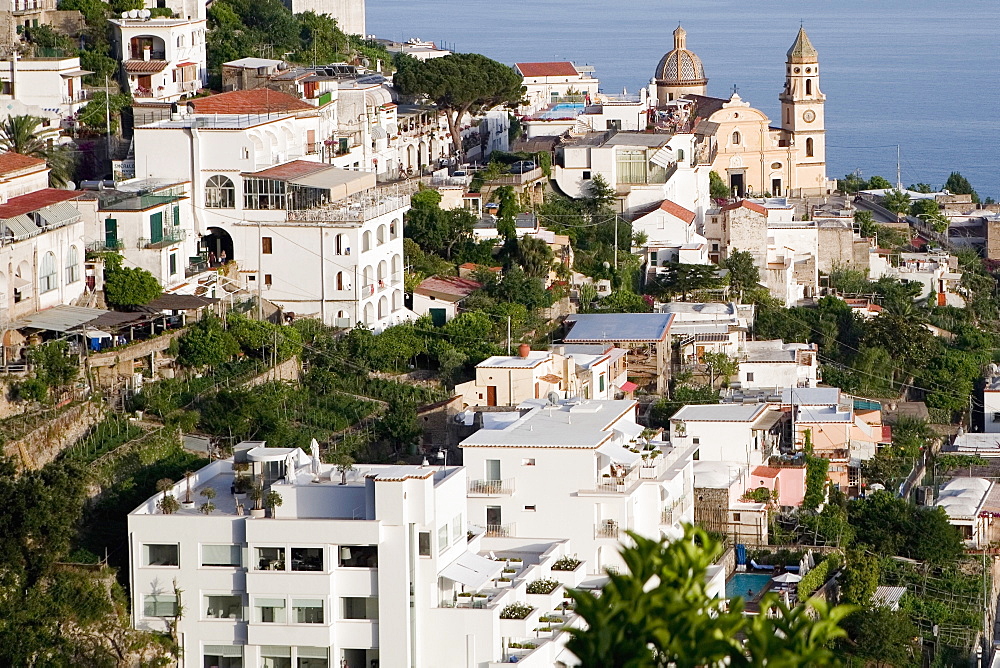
<box><xmin>648</xmin><ymin>263</ymin><xmax>721</xmax><ymax>301</ymax></box>
<box><xmin>177</xmin><ymin>316</ymin><xmax>240</xmax><ymax>367</ymax></box>
<box><xmin>867</xmin><ymin>175</ymin><xmax>893</xmax><ymax>190</ymax></box>
<box><xmin>393</xmin><ymin>53</ymin><xmax>524</xmax><ymax>158</ymax></box>
<box><xmin>566</xmin><ymin>526</ymin><xmax>853</xmax><ymax>667</ymax></box>
<box><xmin>853</xmin><ymin>210</ymin><xmax>877</xmax><ymax>238</ymax></box>
<box><xmin>880</xmin><ymin>189</ymin><xmax>911</xmax><ymax>216</ymax></box>
<box><xmin>848</xmin><ymin>491</ymin><xmax>963</xmax><ymax>564</ymax></box>
<box><xmin>709</xmin><ymin>170</ymin><xmax>730</xmax><ymax>199</ymax></box>
<box><xmin>724</xmin><ymin>249</ymin><xmax>760</xmax><ymax>297</ymax></box>
<box><xmin>103</xmin><ymin>266</ymin><xmax>162</xmax><ymax>308</ymax></box>
<box><xmin>944</xmin><ymin>171</ymin><xmax>979</xmax><ymax>204</ymax></box>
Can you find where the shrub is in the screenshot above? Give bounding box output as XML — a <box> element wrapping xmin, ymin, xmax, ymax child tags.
<box><xmin>104</xmin><ymin>266</ymin><xmax>161</xmax><ymax>308</ymax></box>
<box><xmin>526</xmin><ymin>579</ymin><xmax>560</xmax><ymax>595</ymax></box>
<box><xmin>499</xmin><ymin>602</ymin><xmax>533</xmax><ymax>619</ymax></box>
<box><xmin>552</xmin><ymin>555</ymin><xmax>581</xmax><ymax>571</ymax></box>
<box><xmin>796</xmin><ymin>553</ymin><xmax>841</xmax><ymax>600</ymax></box>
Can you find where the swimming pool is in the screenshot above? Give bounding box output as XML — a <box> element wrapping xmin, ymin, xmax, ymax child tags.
<box><xmin>539</xmin><ymin>103</ymin><xmax>585</xmax><ymax>119</ymax></box>
<box><xmin>725</xmin><ymin>573</ymin><xmax>772</xmax><ymax>600</ymax></box>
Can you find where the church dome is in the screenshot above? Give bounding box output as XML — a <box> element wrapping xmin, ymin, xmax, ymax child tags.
<box><xmin>655</xmin><ymin>26</ymin><xmax>707</xmax><ymax>85</ymax></box>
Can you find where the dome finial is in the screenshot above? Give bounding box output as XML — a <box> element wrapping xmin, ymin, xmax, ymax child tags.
<box><xmin>673</xmin><ymin>24</ymin><xmax>687</xmax><ymax>50</ymax></box>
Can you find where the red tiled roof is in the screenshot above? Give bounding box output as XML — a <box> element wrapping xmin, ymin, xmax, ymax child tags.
<box><xmin>0</xmin><ymin>152</ymin><xmax>46</xmax><ymax>176</ymax></box>
<box><xmin>515</xmin><ymin>61</ymin><xmax>579</xmax><ymax>78</ymax></box>
<box><xmin>124</xmin><ymin>59</ymin><xmax>168</xmax><ymax>73</ymax></box>
<box><xmin>176</xmin><ymin>61</ymin><xmax>198</xmax><ymax>67</ymax></box>
<box><xmin>189</xmin><ymin>89</ymin><xmax>314</xmax><ymax>114</ymax></box>
<box><xmin>242</xmin><ymin>160</ymin><xmax>329</xmax><ymax>181</ymax></box>
<box><xmin>881</xmin><ymin>425</ymin><xmax>892</xmax><ymax>443</ymax></box>
<box><xmin>722</xmin><ymin>199</ymin><xmax>768</xmax><ymax>215</ymax></box>
<box><xmin>414</xmin><ymin>275</ymin><xmax>481</xmax><ymax>299</ymax></box>
<box><xmin>752</xmin><ymin>466</ymin><xmax>782</xmax><ymax>478</ymax></box>
<box><xmin>658</xmin><ymin>199</ymin><xmax>697</xmax><ymax>223</ymax></box>
<box><xmin>0</xmin><ymin>189</ymin><xmax>83</xmax><ymax>218</ymax></box>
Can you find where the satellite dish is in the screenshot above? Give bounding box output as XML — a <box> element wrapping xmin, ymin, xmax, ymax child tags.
<box><xmin>139</xmin><ymin>9</ymin><xmax>151</xmax><ymax>18</ymax></box>
<box><xmin>128</xmin><ymin>9</ymin><xmax>139</xmax><ymax>18</ymax></box>
<box><xmin>121</xmin><ymin>11</ymin><xmax>128</xmax><ymax>18</ymax></box>
<box><xmin>546</xmin><ymin>391</ymin><xmax>560</xmax><ymax>406</ymax></box>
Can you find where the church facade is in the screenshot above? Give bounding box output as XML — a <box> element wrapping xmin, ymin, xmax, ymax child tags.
<box><xmin>654</xmin><ymin>26</ymin><xmax>833</xmax><ymax>197</ymax></box>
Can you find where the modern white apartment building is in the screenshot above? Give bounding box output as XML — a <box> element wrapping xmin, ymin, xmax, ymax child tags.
<box><xmin>513</xmin><ymin>62</ymin><xmax>599</xmax><ymax>115</ymax></box>
<box><xmin>128</xmin><ymin>445</ymin><xmax>585</xmax><ymax>668</ymax></box>
<box><xmin>110</xmin><ymin>12</ymin><xmax>207</xmax><ymax>102</ymax></box>
<box><xmin>0</xmin><ymin>55</ymin><xmax>91</xmax><ymax>124</ymax></box>
<box><xmin>460</xmin><ymin>398</ymin><xmax>696</xmax><ymax>574</ymax></box>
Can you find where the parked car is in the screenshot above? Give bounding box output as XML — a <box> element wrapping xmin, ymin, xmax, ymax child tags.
<box><xmin>509</xmin><ymin>161</ymin><xmax>536</xmax><ymax>174</ymax></box>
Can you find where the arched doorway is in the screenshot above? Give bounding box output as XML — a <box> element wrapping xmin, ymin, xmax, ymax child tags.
<box><xmin>203</xmin><ymin>227</ymin><xmax>235</xmax><ymax>266</ymax></box>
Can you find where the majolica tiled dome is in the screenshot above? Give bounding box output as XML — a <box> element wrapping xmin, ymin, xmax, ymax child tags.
<box><xmin>655</xmin><ymin>26</ymin><xmax>707</xmax><ymax>85</ymax></box>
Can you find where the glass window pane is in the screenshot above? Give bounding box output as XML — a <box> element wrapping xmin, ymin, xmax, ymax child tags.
<box><xmin>202</xmin><ymin>544</ymin><xmax>241</xmax><ymax>567</ymax></box>
<box><xmin>143</xmin><ymin>544</ymin><xmax>178</xmax><ymax>566</ymax></box>
<box><xmin>290</xmin><ymin>547</ymin><xmax>323</xmax><ymax>571</ymax></box>
<box><xmin>144</xmin><ymin>594</ymin><xmax>177</xmax><ymax>617</ymax></box>
<box><xmin>205</xmin><ymin>595</ymin><xmax>242</xmax><ymax>619</ymax></box>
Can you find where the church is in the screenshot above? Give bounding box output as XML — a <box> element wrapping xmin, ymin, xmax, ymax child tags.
<box><xmin>653</xmin><ymin>26</ymin><xmax>833</xmax><ymax>197</ymax></box>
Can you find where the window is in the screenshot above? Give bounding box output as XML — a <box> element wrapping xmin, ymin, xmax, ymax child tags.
<box><xmin>205</xmin><ymin>594</ymin><xmax>242</xmax><ymax>619</ymax></box>
<box><xmin>733</xmin><ymin>512</ymin><xmax>742</xmax><ymax>522</ymax></box>
<box><xmin>692</xmin><ymin>437</ymin><xmax>700</xmax><ymax>445</ymax></box>
<box><xmin>616</xmin><ymin>149</ymin><xmax>647</xmax><ymax>184</ymax></box>
<box><xmin>993</xmin><ymin>412</ymin><xmax>1000</xmax><ymax>423</ymax></box>
<box><xmin>262</xmin><ymin>236</ymin><xmax>273</xmax><ymax>254</ymax></box>
<box><xmin>255</xmin><ymin>546</ymin><xmax>285</xmax><ymax>571</ymax></box>
<box><xmin>418</xmin><ymin>531</ymin><xmax>431</xmax><ymax>556</ymax></box>
<box><xmin>144</xmin><ymin>594</ymin><xmax>178</xmax><ymax>617</ymax></box>
<box><xmin>676</xmin><ymin>148</ymin><xmax>684</xmax><ymax>161</ymax></box>
<box><xmin>732</xmin><ymin>131</ymin><xmax>741</xmax><ymax>145</ymax></box>
<box><xmin>805</xmin><ymin>137</ymin><xmax>814</xmax><ymax>157</ymax></box>
<box><xmin>244</xmin><ymin>177</ymin><xmax>286</xmax><ymax>210</ymax></box>
<box><xmin>203</xmin><ymin>645</ymin><xmax>243</xmax><ymax>668</ymax></box>
<box><xmin>438</xmin><ymin>524</ymin><xmax>449</xmax><ymax>552</ymax></box>
<box><xmin>805</xmin><ymin>79</ymin><xmax>812</xmax><ymax>95</ymax></box>
<box><xmin>582</xmin><ymin>170</ymin><xmax>591</xmax><ymax>180</ymax></box>
<box><xmin>290</xmin><ymin>547</ymin><xmax>323</xmax><ymax>571</ymax></box>
<box><xmin>342</xmin><ymin>597</ymin><xmax>378</xmax><ymax>620</ymax></box>
<box><xmin>599</xmin><ymin>374</ymin><xmax>605</xmax><ymax>393</ymax></box>
<box><xmin>264</xmin><ymin>274</ymin><xmax>272</xmax><ymax>286</ymax></box>
<box><xmin>254</xmin><ymin>597</ymin><xmax>287</xmax><ymax>623</ymax></box>
<box><xmin>206</xmin><ymin>176</ymin><xmax>236</xmax><ymax>207</ymax></box>
<box><xmin>39</xmin><ymin>251</ymin><xmax>57</xmax><ymax>293</ymax></box>
<box><xmin>65</xmin><ymin>245</ymin><xmax>80</xmax><ymax>284</ymax></box>
<box><xmin>169</xmin><ymin>253</ymin><xmax>177</xmax><ymax>276</ymax></box>
<box><xmin>200</xmin><ymin>544</ymin><xmax>240</xmax><ymax>568</ymax></box>
<box><xmin>746</xmin><ymin>372</ymin><xmax>754</xmax><ymax>382</ymax></box>
<box><xmin>452</xmin><ymin>515</ymin><xmax>463</xmax><ymax>545</ymax></box>
<box><xmin>524</xmin><ymin>505</ymin><xmax>536</xmax><ymax>512</ymax></box>
<box><xmin>297</xmin><ymin>647</ymin><xmax>327</xmax><ymax>668</ymax></box>
<box><xmin>291</xmin><ymin>599</ymin><xmax>324</xmax><ymax>624</ymax></box>
<box><xmin>150</xmin><ymin>211</ymin><xmax>163</xmax><ymax>244</ymax></box>
<box><xmin>521</xmin><ymin>458</ymin><xmax>535</xmax><ymax>466</ymax></box>
<box><xmin>143</xmin><ymin>544</ymin><xmax>179</xmax><ymax>566</ymax></box>
<box><xmin>338</xmin><ymin>545</ymin><xmax>377</xmax><ymax>568</ymax></box>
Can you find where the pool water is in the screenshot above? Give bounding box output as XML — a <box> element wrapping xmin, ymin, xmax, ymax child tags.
<box><xmin>539</xmin><ymin>103</ymin><xmax>585</xmax><ymax>119</ymax></box>
<box><xmin>725</xmin><ymin>573</ymin><xmax>772</xmax><ymax>600</ymax></box>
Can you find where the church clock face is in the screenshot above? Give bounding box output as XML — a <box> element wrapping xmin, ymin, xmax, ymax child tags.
<box><xmin>802</xmin><ymin>110</ymin><xmax>816</xmax><ymax>123</ymax></box>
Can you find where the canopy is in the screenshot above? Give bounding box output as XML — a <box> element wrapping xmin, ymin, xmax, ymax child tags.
<box><xmin>289</xmin><ymin>168</ymin><xmax>375</xmax><ymax>199</ymax></box>
<box><xmin>12</xmin><ymin>275</ymin><xmax>31</xmax><ymax>289</ymax></box>
<box><xmin>597</xmin><ymin>441</ymin><xmax>642</xmax><ymax>466</ymax></box>
<box><xmin>16</xmin><ymin>305</ymin><xmax>107</xmax><ymax>332</ymax></box>
<box><xmin>439</xmin><ymin>552</ymin><xmax>503</xmax><ymax>590</ymax></box>
<box><xmin>613</xmin><ymin>420</ymin><xmax>644</xmax><ymax>440</ymax></box>
<box><xmin>772</xmin><ymin>572</ymin><xmax>802</xmax><ymax>583</ymax></box>
<box><xmin>617</xmin><ymin>380</ymin><xmax>639</xmax><ymax>393</ymax></box>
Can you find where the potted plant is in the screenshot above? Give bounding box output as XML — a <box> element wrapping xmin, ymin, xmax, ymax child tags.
<box><xmin>199</xmin><ymin>487</ymin><xmax>216</xmax><ymax>515</ymax></box>
<box><xmin>264</xmin><ymin>489</ymin><xmax>283</xmax><ymax>518</ymax></box>
<box><xmin>248</xmin><ymin>482</ymin><xmax>266</xmax><ymax>518</ymax></box>
<box><xmin>550</xmin><ymin>555</ymin><xmax>585</xmax><ymax>587</ymax></box>
<box><xmin>181</xmin><ymin>471</ymin><xmax>195</xmax><ymax>509</ymax></box>
<box><xmin>333</xmin><ymin>452</ymin><xmax>355</xmax><ymax>485</ymax></box>
<box><xmin>156</xmin><ymin>478</ymin><xmax>180</xmax><ymax>514</ymax></box>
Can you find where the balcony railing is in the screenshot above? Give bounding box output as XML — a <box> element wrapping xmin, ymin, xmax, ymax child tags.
<box><xmin>62</xmin><ymin>90</ymin><xmax>92</xmax><ymax>104</ymax></box>
<box><xmin>660</xmin><ymin>497</ymin><xmax>689</xmax><ymax>526</ymax></box>
<box><xmin>596</xmin><ymin>519</ymin><xmax>620</xmax><ymax>539</ymax></box>
<box><xmin>87</xmin><ymin>240</ymin><xmax>125</xmax><ymax>253</ymax></box>
<box><xmin>486</xmin><ymin>523</ymin><xmax>515</xmax><ymax>537</ymax></box>
<box><xmin>468</xmin><ymin>479</ymin><xmax>515</xmax><ymax>496</ymax></box>
<box><xmin>138</xmin><ymin>229</ymin><xmax>187</xmax><ymax>249</ymax></box>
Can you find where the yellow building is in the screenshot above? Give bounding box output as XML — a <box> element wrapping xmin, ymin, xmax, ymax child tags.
<box><xmin>655</xmin><ymin>26</ymin><xmax>833</xmax><ymax>197</ymax></box>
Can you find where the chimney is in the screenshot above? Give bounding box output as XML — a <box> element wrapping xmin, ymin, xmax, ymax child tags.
<box><xmin>518</xmin><ymin>343</ymin><xmax>530</xmax><ymax>359</ymax></box>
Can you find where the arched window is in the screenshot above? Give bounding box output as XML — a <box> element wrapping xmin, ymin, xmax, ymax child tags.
<box><xmin>732</xmin><ymin>131</ymin><xmax>741</xmax><ymax>145</ymax></box>
<box><xmin>377</xmin><ymin>224</ymin><xmax>386</xmax><ymax>245</ymax></box>
<box><xmin>806</xmin><ymin>138</ymin><xmax>814</xmax><ymax>157</ymax></box>
<box><xmin>206</xmin><ymin>175</ymin><xmax>235</xmax><ymax>208</ymax></box>
<box><xmin>784</xmin><ymin>108</ymin><xmax>790</xmax><ymax>124</ymax></box>
<box><xmin>805</xmin><ymin>79</ymin><xmax>812</xmax><ymax>95</ymax></box>
<box><xmin>65</xmin><ymin>245</ymin><xmax>80</xmax><ymax>284</ymax></box>
<box><xmin>362</xmin><ymin>230</ymin><xmax>372</xmax><ymax>252</ymax></box>
<box><xmin>336</xmin><ymin>271</ymin><xmax>343</xmax><ymax>290</ymax></box>
<box><xmin>39</xmin><ymin>252</ymin><xmax>57</xmax><ymax>293</ymax></box>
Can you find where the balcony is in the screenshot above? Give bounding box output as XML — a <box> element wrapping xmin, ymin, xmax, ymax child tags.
<box><xmin>485</xmin><ymin>523</ymin><xmax>515</xmax><ymax>537</ymax></box>
<box><xmin>138</xmin><ymin>229</ymin><xmax>187</xmax><ymax>249</ymax></box>
<box><xmin>468</xmin><ymin>479</ymin><xmax>515</xmax><ymax>496</ymax></box>
<box><xmin>87</xmin><ymin>240</ymin><xmax>125</xmax><ymax>253</ymax></box>
<box><xmin>595</xmin><ymin>519</ymin><xmax>620</xmax><ymax>539</ymax></box>
<box><xmin>660</xmin><ymin>497</ymin><xmax>690</xmax><ymax>526</ymax></box>
<box><xmin>62</xmin><ymin>90</ymin><xmax>92</xmax><ymax>104</ymax></box>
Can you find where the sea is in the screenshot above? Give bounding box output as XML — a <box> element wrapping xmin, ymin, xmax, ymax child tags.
<box><xmin>369</xmin><ymin>0</ymin><xmax>999</xmax><ymax>200</ymax></box>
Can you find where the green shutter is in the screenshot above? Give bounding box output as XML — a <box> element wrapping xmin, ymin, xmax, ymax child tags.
<box><xmin>104</xmin><ymin>218</ymin><xmax>118</xmax><ymax>248</ymax></box>
<box><xmin>429</xmin><ymin>308</ymin><xmax>446</xmax><ymax>327</ymax></box>
<box><xmin>150</xmin><ymin>212</ymin><xmax>163</xmax><ymax>243</ymax></box>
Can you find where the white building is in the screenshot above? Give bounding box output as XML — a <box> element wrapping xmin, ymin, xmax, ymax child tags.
<box><xmin>934</xmin><ymin>477</ymin><xmax>995</xmax><ymax>548</ymax></box>
<box><xmin>632</xmin><ymin>198</ymin><xmax>709</xmax><ymax>274</ymax></box>
<box><xmin>669</xmin><ymin>403</ymin><xmax>785</xmax><ymax>468</ymax></box>
<box><xmin>869</xmin><ymin>249</ymin><xmax>964</xmax><ymax>305</ymax></box>
<box><xmin>286</xmin><ymin>0</ymin><xmax>365</xmax><ymax>35</ymax></box>
<box><xmin>110</xmin><ymin>13</ymin><xmax>207</xmax><ymax>103</ymax></box>
<box><xmin>0</xmin><ymin>152</ymin><xmax>50</xmax><ymax>200</ymax></box>
<box><xmin>128</xmin><ymin>445</ymin><xmax>584</xmax><ymax>668</ymax></box>
<box><xmin>0</xmin><ymin>187</ymin><xmax>87</xmax><ymax>325</ymax></box>
<box><xmin>73</xmin><ymin>179</ymin><xmax>197</xmax><ymax>291</ymax></box>
<box><xmin>736</xmin><ymin>340</ymin><xmax>819</xmax><ymax>390</ymax></box>
<box><xmin>375</xmin><ymin>38</ymin><xmax>451</xmax><ymax>62</ymax></box>
<box><xmin>0</xmin><ymin>55</ymin><xmax>91</xmax><ymax>125</ymax></box>
<box><xmin>554</xmin><ymin>131</ymin><xmax>709</xmax><ymax>218</ymax></box>
<box><xmin>513</xmin><ymin>62</ymin><xmax>599</xmax><ymax>115</ymax></box>
<box><xmin>411</xmin><ymin>275</ymin><xmax>480</xmax><ymax>324</ymax></box>
<box><xmin>984</xmin><ymin>367</ymin><xmax>1000</xmax><ymax>434</ymax></box>
<box><xmin>460</xmin><ymin>398</ymin><xmax>697</xmax><ymax>574</ymax></box>
<box><xmin>142</xmin><ymin>0</ymin><xmax>205</xmax><ymax>20</ymax></box>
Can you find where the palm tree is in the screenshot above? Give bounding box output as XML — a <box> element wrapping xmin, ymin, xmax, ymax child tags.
<box><xmin>0</xmin><ymin>115</ymin><xmax>73</xmax><ymax>187</ymax></box>
<box><xmin>515</xmin><ymin>235</ymin><xmax>554</xmax><ymax>279</ymax></box>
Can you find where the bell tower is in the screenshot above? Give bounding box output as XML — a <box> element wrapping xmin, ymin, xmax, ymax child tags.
<box><xmin>779</xmin><ymin>26</ymin><xmax>825</xmax><ymax>165</ymax></box>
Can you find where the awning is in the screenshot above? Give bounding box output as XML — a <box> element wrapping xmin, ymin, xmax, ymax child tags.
<box><xmin>439</xmin><ymin>552</ymin><xmax>504</xmax><ymax>590</ymax></box>
<box><xmin>37</xmin><ymin>202</ymin><xmax>81</xmax><ymax>227</ymax></box>
<box><xmin>649</xmin><ymin>145</ymin><xmax>675</xmax><ymax>168</ymax></box>
<box><xmin>176</xmin><ymin>61</ymin><xmax>198</xmax><ymax>68</ymax></box>
<box><xmin>289</xmin><ymin>167</ymin><xmax>376</xmax><ymax>199</ymax></box>
<box><xmin>59</xmin><ymin>69</ymin><xmax>94</xmax><ymax>77</ymax></box>
<box><xmin>618</xmin><ymin>380</ymin><xmax>638</xmax><ymax>393</ymax></box>
<box><xmin>15</xmin><ymin>305</ymin><xmax>107</xmax><ymax>332</ymax></box>
<box><xmin>3</xmin><ymin>214</ymin><xmax>39</xmax><ymax>239</ymax></box>
<box><xmin>614</xmin><ymin>420</ymin><xmax>644</xmax><ymax>440</ymax></box>
<box><xmin>12</xmin><ymin>276</ymin><xmax>31</xmax><ymax>289</ymax></box>
<box><xmin>597</xmin><ymin>441</ymin><xmax>643</xmax><ymax>466</ymax></box>
<box><xmin>370</xmin><ymin>125</ymin><xmax>388</xmax><ymax>140</ymax></box>
<box><xmin>85</xmin><ymin>329</ymin><xmax>113</xmax><ymax>339</ymax></box>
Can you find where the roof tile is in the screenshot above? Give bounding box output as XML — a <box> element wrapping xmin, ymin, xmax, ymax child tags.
<box><xmin>658</xmin><ymin>199</ymin><xmax>697</xmax><ymax>223</ymax></box>
<box><xmin>189</xmin><ymin>89</ymin><xmax>314</xmax><ymax>115</ymax></box>
<box><xmin>515</xmin><ymin>62</ymin><xmax>579</xmax><ymax>78</ymax></box>
<box><xmin>0</xmin><ymin>152</ymin><xmax>46</xmax><ymax>176</ymax></box>
<box><xmin>0</xmin><ymin>189</ymin><xmax>83</xmax><ymax>219</ymax></box>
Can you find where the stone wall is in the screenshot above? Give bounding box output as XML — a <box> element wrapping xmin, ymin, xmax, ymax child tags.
<box><xmin>416</xmin><ymin>395</ymin><xmax>464</xmax><ymax>454</ymax></box>
<box><xmin>3</xmin><ymin>401</ymin><xmax>106</xmax><ymax>471</ymax></box>
<box><xmin>242</xmin><ymin>356</ymin><xmax>302</xmax><ymax>388</ymax></box>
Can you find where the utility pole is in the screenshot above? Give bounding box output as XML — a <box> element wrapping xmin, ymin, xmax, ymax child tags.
<box><xmin>105</xmin><ymin>75</ymin><xmax>112</xmax><ymax>159</ymax></box>
<box><xmin>506</xmin><ymin>316</ymin><xmax>511</xmax><ymax>355</ymax></box>
<box><xmin>257</xmin><ymin>220</ymin><xmax>263</xmax><ymax>320</ymax></box>
<box><xmin>896</xmin><ymin>144</ymin><xmax>902</xmax><ymax>191</ymax></box>
<box><xmin>614</xmin><ymin>214</ymin><xmax>619</xmax><ymax>271</ymax></box>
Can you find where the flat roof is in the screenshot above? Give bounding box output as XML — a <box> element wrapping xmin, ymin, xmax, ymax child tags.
<box><xmin>936</xmin><ymin>477</ymin><xmax>991</xmax><ymax>519</ymax></box>
<box><xmin>671</xmin><ymin>403</ymin><xmax>766</xmax><ymax>423</ymax></box>
<box><xmin>796</xmin><ymin>405</ymin><xmax>852</xmax><ymax>423</ymax></box>
<box><xmin>460</xmin><ymin>399</ymin><xmax>637</xmax><ymax>449</ymax></box>
<box><xmin>693</xmin><ymin>460</ymin><xmax>746</xmax><ymax>488</ymax></box>
<box><xmin>476</xmin><ymin>351</ymin><xmax>550</xmax><ymax>369</ymax></box>
<box><xmin>15</xmin><ymin>305</ymin><xmax>107</xmax><ymax>332</ymax></box>
<box><xmin>564</xmin><ymin>313</ymin><xmax>673</xmax><ymax>342</ymax></box>
<box><xmin>780</xmin><ymin>387</ymin><xmax>839</xmax><ymax>405</ymax></box>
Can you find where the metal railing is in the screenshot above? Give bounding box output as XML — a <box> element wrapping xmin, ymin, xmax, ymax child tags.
<box><xmin>661</xmin><ymin>497</ymin><xmax>689</xmax><ymax>526</ymax></box>
<box><xmin>62</xmin><ymin>90</ymin><xmax>92</xmax><ymax>104</ymax></box>
<box><xmin>486</xmin><ymin>523</ymin><xmax>514</xmax><ymax>537</ymax></box>
<box><xmin>138</xmin><ymin>229</ymin><xmax>187</xmax><ymax>249</ymax></box>
<box><xmin>468</xmin><ymin>479</ymin><xmax>515</xmax><ymax>495</ymax></box>
<box><xmin>595</xmin><ymin>520</ymin><xmax>619</xmax><ymax>539</ymax></box>
<box><xmin>87</xmin><ymin>240</ymin><xmax>125</xmax><ymax>253</ymax></box>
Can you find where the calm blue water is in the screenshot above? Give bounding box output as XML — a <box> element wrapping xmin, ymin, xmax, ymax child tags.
<box><xmin>540</xmin><ymin>103</ymin><xmax>584</xmax><ymax>119</ymax></box>
<box><xmin>725</xmin><ymin>573</ymin><xmax>772</xmax><ymax>599</ymax></box>
<box><xmin>370</xmin><ymin>0</ymin><xmax>999</xmax><ymax>199</ymax></box>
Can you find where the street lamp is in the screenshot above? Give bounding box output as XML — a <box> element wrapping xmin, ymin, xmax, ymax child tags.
<box><xmin>436</xmin><ymin>449</ymin><xmax>449</xmax><ymax>469</ymax></box>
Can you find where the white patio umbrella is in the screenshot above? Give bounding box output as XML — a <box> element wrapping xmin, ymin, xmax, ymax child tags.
<box><xmin>309</xmin><ymin>438</ymin><xmax>321</xmax><ymax>478</ymax></box>
<box><xmin>772</xmin><ymin>572</ymin><xmax>802</xmax><ymax>584</ymax></box>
